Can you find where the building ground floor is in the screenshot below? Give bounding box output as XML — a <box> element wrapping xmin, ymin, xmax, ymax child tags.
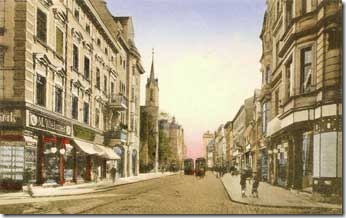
<box><xmin>226</xmin><ymin>104</ymin><xmax>342</xmax><ymax>196</ymax></box>
<box><xmin>0</xmin><ymin>107</ymin><xmax>139</xmax><ymax>190</ymax></box>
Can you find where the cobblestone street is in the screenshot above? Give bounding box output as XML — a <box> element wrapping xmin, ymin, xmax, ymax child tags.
<box><xmin>0</xmin><ymin>173</ymin><xmax>341</xmax><ymax>214</ymax></box>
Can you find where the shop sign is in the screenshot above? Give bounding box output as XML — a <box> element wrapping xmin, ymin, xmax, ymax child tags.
<box><xmin>73</xmin><ymin>124</ymin><xmax>95</xmax><ymax>141</ymax></box>
<box><xmin>29</xmin><ymin>111</ymin><xmax>72</xmax><ymax>136</ymax></box>
<box><xmin>0</xmin><ymin>110</ymin><xmax>22</xmax><ymax>126</ymax></box>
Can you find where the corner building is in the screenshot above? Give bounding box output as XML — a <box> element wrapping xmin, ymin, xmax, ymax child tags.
<box><xmin>259</xmin><ymin>0</ymin><xmax>342</xmax><ymax>195</ymax></box>
<box><xmin>0</xmin><ymin>0</ymin><xmax>144</xmax><ymax>188</ymax></box>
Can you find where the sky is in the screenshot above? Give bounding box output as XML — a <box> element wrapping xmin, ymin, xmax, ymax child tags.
<box><xmin>106</xmin><ymin>0</ymin><xmax>266</xmax><ymax>160</ymax></box>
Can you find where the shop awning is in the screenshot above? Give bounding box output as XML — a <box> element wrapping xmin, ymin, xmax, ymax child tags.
<box><xmin>74</xmin><ymin>139</ymin><xmax>120</xmax><ymax>160</ymax></box>
<box><xmin>74</xmin><ymin>139</ymin><xmax>100</xmax><ymax>155</ymax></box>
<box><xmin>96</xmin><ymin>145</ymin><xmax>120</xmax><ymax>160</ymax></box>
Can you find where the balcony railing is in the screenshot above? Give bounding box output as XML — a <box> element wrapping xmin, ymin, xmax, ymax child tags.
<box><xmin>105</xmin><ymin>128</ymin><xmax>127</xmax><ymax>145</ymax></box>
<box><xmin>108</xmin><ymin>94</ymin><xmax>128</xmax><ymax>111</ymax></box>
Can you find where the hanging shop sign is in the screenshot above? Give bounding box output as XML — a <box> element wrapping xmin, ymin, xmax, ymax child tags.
<box><xmin>29</xmin><ymin>111</ymin><xmax>72</xmax><ymax>136</ymax></box>
<box><xmin>0</xmin><ymin>109</ymin><xmax>22</xmax><ymax>126</ymax></box>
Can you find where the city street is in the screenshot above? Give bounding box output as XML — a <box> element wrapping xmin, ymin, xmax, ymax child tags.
<box><xmin>0</xmin><ymin>172</ymin><xmax>341</xmax><ymax>214</ymax></box>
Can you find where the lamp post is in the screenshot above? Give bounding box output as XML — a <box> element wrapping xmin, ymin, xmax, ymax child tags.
<box><xmin>154</xmin><ymin>131</ymin><xmax>159</xmax><ymax>173</ymax></box>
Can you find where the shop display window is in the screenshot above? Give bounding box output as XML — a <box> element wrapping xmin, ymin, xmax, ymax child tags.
<box><xmin>0</xmin><ymin>146</ymin><xmax>25</xmax><ymax>181</ymax></box>
<box><xmin>43</xmin><ymin>142</ymin><xmax>59</xmax><ymax>184</ymax></box>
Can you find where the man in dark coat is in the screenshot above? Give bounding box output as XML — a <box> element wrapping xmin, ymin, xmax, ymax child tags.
<box><xmin>110</xmin><ymin>167</ymin><xmax>116</xmax><ymax>183</ymax></box>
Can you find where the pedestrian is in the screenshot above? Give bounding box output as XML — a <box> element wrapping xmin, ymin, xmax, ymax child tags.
<box><xmin>252</xmin><ymin>174</ymin><xmax>260</xmax><ymax>198</ymax></box>
<box><xmin>240</xmin><ymin>171</ymin><xmax>247</xmax><ymax>198</ymax></box>
<box><xmin>110</xmin><ymin>166</ymin><xmax>116</xmax><ymax>183</ymax></box>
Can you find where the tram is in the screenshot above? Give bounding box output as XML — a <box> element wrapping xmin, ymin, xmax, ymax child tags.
<box><xmin>183</xmin><ymin>158</ymin><xmax>194</xmax><ymax>175</ymax></box>
<box><xmin>195</xmin><ymin>157</ymin><xmax>207</xmax><ymax>178</ymax></box>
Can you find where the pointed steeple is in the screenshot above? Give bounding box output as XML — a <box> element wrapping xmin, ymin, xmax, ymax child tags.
<box><xmin>149</xmin><ymin>48</ymin><xmax>155</xmax><ymax>81</ymax></box>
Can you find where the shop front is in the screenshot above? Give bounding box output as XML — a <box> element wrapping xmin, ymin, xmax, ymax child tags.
<box><xmin>0</xmin><ymin>109</ymin><xmax>37</xmax><ymax>189</ymax></box>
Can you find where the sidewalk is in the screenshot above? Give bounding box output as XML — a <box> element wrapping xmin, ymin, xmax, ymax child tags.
<box><xmin>0</xmin><ymin>172</ymin><xmax>176</xmax><ymax>202</ymax></box>
<box><xmin>221</xmin><ymin>173</ymin><xmax>341</xmax><ymax>209</ymax></box>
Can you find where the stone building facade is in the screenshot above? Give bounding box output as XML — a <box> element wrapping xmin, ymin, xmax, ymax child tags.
<box><xmin>259</xmin><ymin>0</ymin><xmax>342</xmax><ymax>195</ymax></box>
<box><xmin>0</xmin><ymin>0</ymin><xmax>144</xmax><ymax>188</ymax></box>
<box><xmin>158</xmin><ymin>115</ymin><xmax>186</xmax><ymax>169</ymax></box>
<box><xmin>202</xmin><ymin>130</ymin><xmax>213</xmax><ymax>160</ymax></box>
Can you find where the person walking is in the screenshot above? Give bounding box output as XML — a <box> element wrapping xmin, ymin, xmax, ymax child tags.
<box><xmin>252</xmin><ymin>174</ymin><xmax>260</xmax><ymax>198</ymax></box>
<box><xmin>110</xmin><ymin>166</ymin><xmax>116</xmax><ymax>183</ymax></box>
<box><xmin>240</xmin><ymin>171</ymin><xmax>247</xmax><ymax>198</ymax></box>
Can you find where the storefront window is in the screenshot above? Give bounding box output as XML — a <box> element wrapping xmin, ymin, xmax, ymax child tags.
<box><xmin>302</xmin><ymin>132</ymin><xmax>313</xmax><ymax>176</ymax></box>
<box><xmin>0</xmin><ymin>146</ymin><xmax>24</xmax><ymax>181</ymax></box>
<box><xmin>43</xmin><ymin>142</ymin><xmax>59</xmax><ymax>183</ymax></box>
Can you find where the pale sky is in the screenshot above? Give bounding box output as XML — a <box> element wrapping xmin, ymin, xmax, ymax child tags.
<box><xmin>106</xmin><ymin>0</ymin><xmax>266</xmax><ymax>159</ymax></box>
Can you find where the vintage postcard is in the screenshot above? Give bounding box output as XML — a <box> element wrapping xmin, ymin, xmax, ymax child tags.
<box><xmin>0</xmin><ymin>0</ymin><xmax>343</xmax><ymax>215</ymax></box>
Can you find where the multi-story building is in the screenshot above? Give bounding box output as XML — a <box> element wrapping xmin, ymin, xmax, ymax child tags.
<box><xmin>202</xmin><ymin>131</ymin><xmax>213</xmax><ymax>160</ymax></box>
<box><xmin>0</xmin><ymin>0</ymin><xmax>144</xmax><ymax>188</ymax></box>
<box><xmin>158</xmin><ymin>115</ymin><xmax>186</xmax><ymax>168</ymax></box>
<box><xmin>223</xmin><ymin>121</ymin><xmax>233</xmax><ymax>169</ymax></box>
<box><xmin>206</xmin><ymin>138</ymin><xmax>215</xmax><ymax>168</ymax></box>
<box><xmin>214</xmin><ymin>124</ymin><xmax>226</xmax><ymax>168</ymax></box>
<box><xmin>260</xmin><ymin>0</ymin><xmax>342</xmax><ymax>195</ymax></box>
<box><xmin>231</xmin><ymin>105</ymin><xmax>245</xmax><ymax>170</ymax></box>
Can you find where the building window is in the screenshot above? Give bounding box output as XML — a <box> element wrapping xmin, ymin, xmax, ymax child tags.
<box><xmin>72</xmin><ymin>96</ymin><xmax>78</xmax><ymax>119</ymax></box>
<box><xmin>74</xmin><ymin>9</ymin><xmax>79</xmax><ymax>20</ymax></box>
<box><xmin>150</xmin><ymin>89</ymin><xmax>154</xmax><ymax>102</ymax></box>
<box><xmin>97</xmin><ymin>38</ymin><xmax>101</xmax><ymax>47</ymax></box>
<box><xmin>36</xmin><ymin>74</ymin><xmax>46</xmax><ymax>106</ymax></box>
<box><xmin>55</xmin><ymin>87</ymin><xmax>63</xmax><ymax>113</ymax></box>
<box><xmin>286</xmin><ymin>0</ymin><xmax>293</xmax><ymax>27</ymax></box>
<box><xmin>96</xmin><ymin>68</ymin><xmax>100</xmax><ymax>89</ymax></box>
<box><xmin>56</xmin><ymin>27</ymin><xmax>64</xmax><ymax>57</ymax></box>
<box><xmin>73</xmin><ymin>45</ymin><xmax>79</xmax><ymax>71</ymax></box>
<box><xmin>85</xmin><ymin>24</ymin><xmax>90</xmax><ymax>34</ymax></box>
<box><xmin>265</xmin><ymin>66</ymin><xmax>271</xmax><ymax>84</ymax></box>
<box><xmin>262</xmin><ymin>102</ymin><xmax>270</xmax><ymax>134</ymax></box>
<box><xmin>274</xmin><ymin>90</ymin><xmax>279</xmax><ymax>116</ymax></box>
<box><xmin>286</xmin><ymin>58</ymin><xmax>293</xmax><ymax>97</ymax></box>
<box><xmin>302</xmin><ymin>0</ymin><xmax>312</xmax><ymax>15</ymax></box>
<box><xmin>95</xmin><ymin>108</ymin><xmax>100</xmax><ymax>128</ymax></box>
<box><xmin>73</xmin><ymin>44</ymin><xmax>79</xmax><ymax>71</ymax></box>
<box><xmin>36</xmin><ymin>9</ymin><xmax>47</xmax><ymax>43</ymax></box>
<box><xmin>276</xmin><ymin>41</ymin><xmax>280</xmax><ymax>66</ymax></box>
<box><xmin>111</xmin><ymin>82</ymin><xmax>114</xmax><ymax>96</ymax></box>
<box><xmin>300</xmin><ymin>47</ymin><xmax>312</xmax><ymax>94</ymax></box>
<box><xmin>105</xmin><ymin>48</ymin><xmax>108</xmax><ymax>55</ymax></box>
<box><xmin>83</xmin><ymin>102</ymin><xmax>89</xmax><ymax>124</ymax></box>
<box><xmin>104</xmin><ymin>75</ymin><xmax>107</xmax><ymax>94</ymax></box>
<box><xmin>84</xmin><ymin>56</ymin><xmax>90</xmax><ymax>79</ymax></box>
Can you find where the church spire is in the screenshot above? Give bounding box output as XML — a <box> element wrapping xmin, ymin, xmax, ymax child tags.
<box><xmin>150</xmin><ymin>48</ymin><xmax>155</xmax><ymax>81</ymax></box>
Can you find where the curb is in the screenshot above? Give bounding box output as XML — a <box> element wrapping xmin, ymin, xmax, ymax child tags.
<box><xmin>1</xmin><ymin>173</ymin><xmax>178</xmax><ymax>201</ymax></box>
<box><xmin>219</xmin><ymin>176</ymin><xmax>342</xmax><ymax>211</ymax></box>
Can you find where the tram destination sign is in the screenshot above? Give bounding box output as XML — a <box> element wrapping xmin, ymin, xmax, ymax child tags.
<box><xmin>28</xmin><ymin>111</ymin><xmax>72</xmax><ymax>136</ymax></box>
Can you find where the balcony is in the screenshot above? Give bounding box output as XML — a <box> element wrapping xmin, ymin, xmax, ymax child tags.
<box><xmin>108</xmin><ymin>95</ymin><xmax>128</xmax><ymax>111</ymax></box>
<box><xmin>105</xmin><ymin>128</ymin><xmax>127</xmax><ymax>145</ymax></box>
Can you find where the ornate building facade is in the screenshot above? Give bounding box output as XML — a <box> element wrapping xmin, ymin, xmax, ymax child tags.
<box><xmin>259</xmin><ymin>0</ymin><xmax>342</xmax><ymax>195</ymax></box>
<box><xmin>0</xmin><ymin>0</ymin><xmax>144</xmax><ymax>188</ymax></box>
